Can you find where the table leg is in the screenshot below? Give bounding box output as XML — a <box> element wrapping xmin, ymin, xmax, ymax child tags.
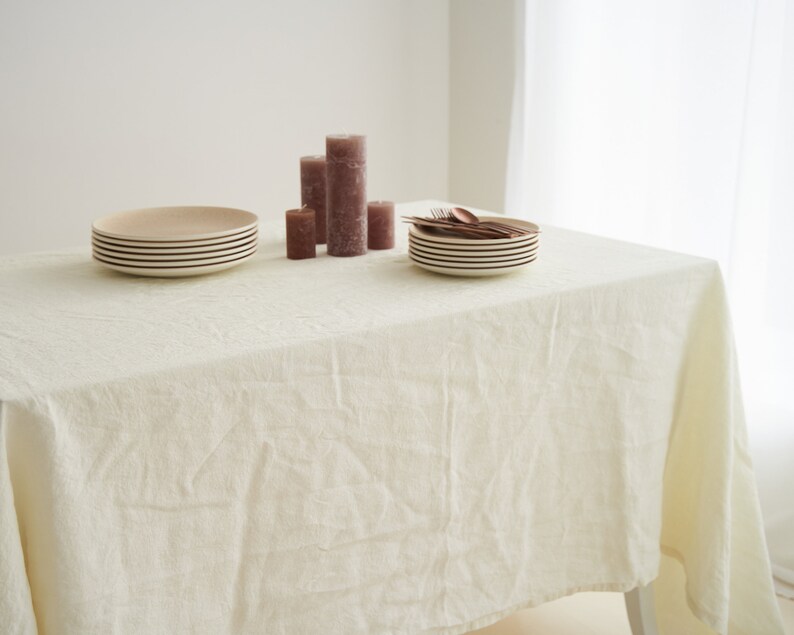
<box><xmin>625</xmin><ymin>583</ymin><xmax>659</xmax><ymax>635</ymax></box>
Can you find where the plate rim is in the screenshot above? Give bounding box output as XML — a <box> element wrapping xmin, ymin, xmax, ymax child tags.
<box><xmin>92</xmin><ymin>237</ymin><xmax>258</xmax><ymax>261</ymax></box>
<box><xmin>409</xmin><ymin>257</ymin><xmax>534</xmax><ymax>277</ymax></box>
<box><xmin>92</xmin><ymin>226</ymin><xmax>258</xmax><ymax>250</ymax></box>
<box><xmin>409</xmin><ymin>243</ymin><xmax>539</xmax><ymax>263</ymax></box>
<box><xmin>408</xmin><ymin>251</ymin><xmax>537</xmax><ymax>270</ymax></box>
<box><xmin>92</xmin><ymin>206</ymin><xmax>259</xmax><ymax>242</ymax></box>
<box><xmin>93</xmin><ymin>244</ymin><xmax>257</xmax><ymax>268</ymax></box>
<box><xmin>408</xmin><ymin>216</ymin><xmax>540</xmax><ymax>246</ymax></box>
<box><xmin>93</xmin><ymin>252</ymin><xmax>256</xmax><ymax>277</ymax></box>
<box><xmin>409</xmin><ymin>233</ymin><xmax>539</xmax><ymax>251</ymax></box>
<box><xmin>408</xmin><ymin>235</ymin><xmax>538</xmax><ymax>256</ymax></box>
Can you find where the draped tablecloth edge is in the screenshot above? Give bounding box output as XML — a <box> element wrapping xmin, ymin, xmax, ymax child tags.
<box><xmin>0</xmin><ymin>400</ymin><xmax>38</xmax><ymax>635</ymax></box>
<box><xmin>422</xmin><ymin>573</ymin><xmax>658</xmax><ymax>635</ymax></box>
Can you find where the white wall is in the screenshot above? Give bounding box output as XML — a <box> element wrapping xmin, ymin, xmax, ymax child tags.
<box><xmin>448</xmin><ymin>0</ymin><xmax>516</xmax><ymax>213</ymax></box>
<box><xmin>0</xmin><ymin>0</ymin><xmax>449</xmax><ymax>255</ymax></box>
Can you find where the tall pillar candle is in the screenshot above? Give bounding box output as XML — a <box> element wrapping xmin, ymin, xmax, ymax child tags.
<box><xmin>326</xmin><ymin>134</ymin><xmax>367</xmax><ymax>257</ymax></box>
<box><xmin>300</xmin><ymin>155</ymin><xmax>327</xmax><ymax>244</ymax></box>
<box><xmin>367</xmin><ymin>200</ymin><xmax>394</xmax><ymax>250</ymax></box>
<box><xmin>285</xmin><ymin>208</ymin><xmax>316</xmax><ymax>260</ymax></box>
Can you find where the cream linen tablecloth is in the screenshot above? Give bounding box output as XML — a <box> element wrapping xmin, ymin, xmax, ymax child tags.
<box><xmin>0</xmin><ymin>201</ymin><xmax>783</xmax><ymax>634</ymax></box>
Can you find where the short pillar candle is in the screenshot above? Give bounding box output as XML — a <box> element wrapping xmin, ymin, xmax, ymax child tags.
<box><xmin>326</xmin><ymin>134</ymin><xmax>367</xmax><ymax>257</ymax></box>
<box><xmin>367</xmin><ymin>201</ymin><xmax>394</xmax><ymax>250</ymax></box>
<box><xmin>285</xmin><ymin>208</ymin><xmax>316</xmax><ymax>260</ymax></box>
<box><xmin>300</xmin><ymin>155</ymin><xmax>327</xmax><ymax>244</ymax></box>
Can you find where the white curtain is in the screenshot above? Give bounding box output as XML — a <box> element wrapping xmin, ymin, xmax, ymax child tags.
<box><xmin>507</xmin><ymin>0</ymin><xmax>794</xmax><ymax>597</ymax></box>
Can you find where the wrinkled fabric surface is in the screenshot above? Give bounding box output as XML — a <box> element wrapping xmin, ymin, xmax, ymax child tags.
<box><xmin>0</xmin><ymin>201</ymin><xmax>783</xmax><ymax>634</ymax></box>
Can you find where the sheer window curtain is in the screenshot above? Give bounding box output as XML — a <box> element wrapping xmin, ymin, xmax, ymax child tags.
<box><xmin>506</xmin><ymin>0</ymin><xmax>794</xmax><ymax>597</ymax></box>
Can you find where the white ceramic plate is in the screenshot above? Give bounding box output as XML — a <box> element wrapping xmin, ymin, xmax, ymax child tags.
<box><xmin>92</xmin><ymin>237</ymin><xmax>257</xmax><ymax>261</ymax></box>
<box><xmin>409</xmin><ymin>248</ymin><xmax>538</xmax><ymax>269</ymax></box>
<box><xmin>93</xmin><ymin>206</ymin><xmax>259</xmax><ymax>241</ymax></box>
<box><xmin>408</xmin><ymin>236</ymin><xmax>540</xmax><ymax>258</ymax></box>
<box><xmin>408</xmin><ymin>216</ymin><xmax>540</xmax><ymax>246</ymax></box>
<box><xmin>409</xmin><ymin>254</ymin><xmax>537</xmax><ymax>277</ymax></box>
<box><xmin>409</xmin><ymin>239</ymin><xmax>539</xmax><ymax>261</ymax></box>
<box><xmin>409</xmin><ymin>230</ymin><xmax>538</xmax><ymax>252</ymax></box>
<box><xmin>409</xmin><ymin>246</ymin><xmax>538</xmax><ymax>265</ymax></box>
<box><xmin>93</xmin><ymin>251</ymin><xmax>257</xmax><ymax>278</ymax></box>
<box><xmin>93</xmin><ymin>244</ymin><xmax>257</xmax><ymax>267</ymax></box>
<box><xmin>92</xmin><ymin>226</ymin><xmax>258</xmax><ymax>251</ymax></box>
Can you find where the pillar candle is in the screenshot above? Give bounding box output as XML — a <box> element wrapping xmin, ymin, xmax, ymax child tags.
<box><xmin>326</xmin><ymin>134</ymin><xmax>367</xmax><ymax>257</ymax></box>
<box><xmin>285</xmin><ymin>208</ymin><xmax>316</xmax><ymax>260</ymax></box>
<box><xmin>367</xmin><ymin>200</ymin><xmax>394</xmax><ymax>250</ymax></box>
<box><xmin>300</xmin><ymin>155</ymin><xmax>327</xmax><ymax>244</ymax></box>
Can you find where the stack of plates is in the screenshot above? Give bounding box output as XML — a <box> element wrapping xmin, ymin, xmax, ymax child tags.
<box><xmin>92</xmin><ymin>206</ymin><xmax>259</xmax><ymax>278</ymax></box>
<box><xmin>408</xmin><ymin>216</ymin><xmax>540</xmax><ymax>277</ymax></box>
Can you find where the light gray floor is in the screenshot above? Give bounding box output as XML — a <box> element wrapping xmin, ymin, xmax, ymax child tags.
<box><xmin>469</xmin><ymin>593</ymin><xmax>794</xmax><ymax>635</ymax></box>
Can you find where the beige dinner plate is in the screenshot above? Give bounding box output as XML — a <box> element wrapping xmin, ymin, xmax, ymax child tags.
<box><xmin>92</xmin><ymin>238</ymin><xmax>257</xmax><ymax>262</ymax></box>
<box><xmin>408</xmin><ymin>253</ymin><xmax>537</xmax><ymax>277</ymax></box>
<box><xmin>93</xmin><ymin>243</ymin><xmax>257</xmax><ymax>267</ymax></box>
<box><xmin>409</xmin><ymin>233</ymin><xmax>538</xmax><ymax>252</ymax></box>
<box><xmin>408</xmin><ymin>235</ymin><xmax>539</xmax><ymax>258</ymax></box>
<box><xmin>92</xmin><ymin>226</ymin><xmax>258</xmax><ymax>250</ymax></box>
<box><xmin>93</xmin><ymin>206</ymin><xmax>259</xmax><ymax>241</ymax></box>
<box><xmin>409</xmin><ymin>249</ymin><xmax>538</xmax><ymax>269</ymax></box>
<box><xmin>93</xmin><ymin>251</ymin><xmax>257</xmax><ymax>278</ymax></box>
<box><xmin>409</xmin><ymin>216</ymin><xmax>540</xmax><ymax>247</ymax></box>
<box><xmin>409</xmin><ymin>238</ymin><xmax>539</xmax><ymax>260</ymax></box>
<box><xmin>409</xmin><ymin>245</ymin><xmax>538</xmax><ymax>265</ymax></box>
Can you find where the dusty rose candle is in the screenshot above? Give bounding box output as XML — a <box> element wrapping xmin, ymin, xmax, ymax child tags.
<box><xmin>285</xmin><ymin>208</ymin><xmax>316</xmax><ymax>260</ymax></box>
<box><xmin>300</xmin><ymin>155</ymin><xmax>327</xmax><ymax>244</ymax></box>
<box><xmin>367</xmin><ymin>200</ymin><xmax>394</xmax><ymax>250</ymax></box>
<box><xmin>326</xmin><ymin>134</ymin><xmax>367</xmax><ymax>257</ymax></box>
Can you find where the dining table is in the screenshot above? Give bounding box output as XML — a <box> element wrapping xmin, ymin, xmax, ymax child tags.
<box><xmin>0</xmin><ymin>200</ymin><xmax>784</xmax><ymax>634</ymax></box>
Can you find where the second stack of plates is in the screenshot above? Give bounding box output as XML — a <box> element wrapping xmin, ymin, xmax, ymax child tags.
<box><xmin>92</xmin><ymin>206</ymin><xmax>259</xmax><ymax>278</ymax></box>
<box><xmin>408</xmin><ymin>216</ymin><xmax>540</xmax><ymax>277</ymax></box>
